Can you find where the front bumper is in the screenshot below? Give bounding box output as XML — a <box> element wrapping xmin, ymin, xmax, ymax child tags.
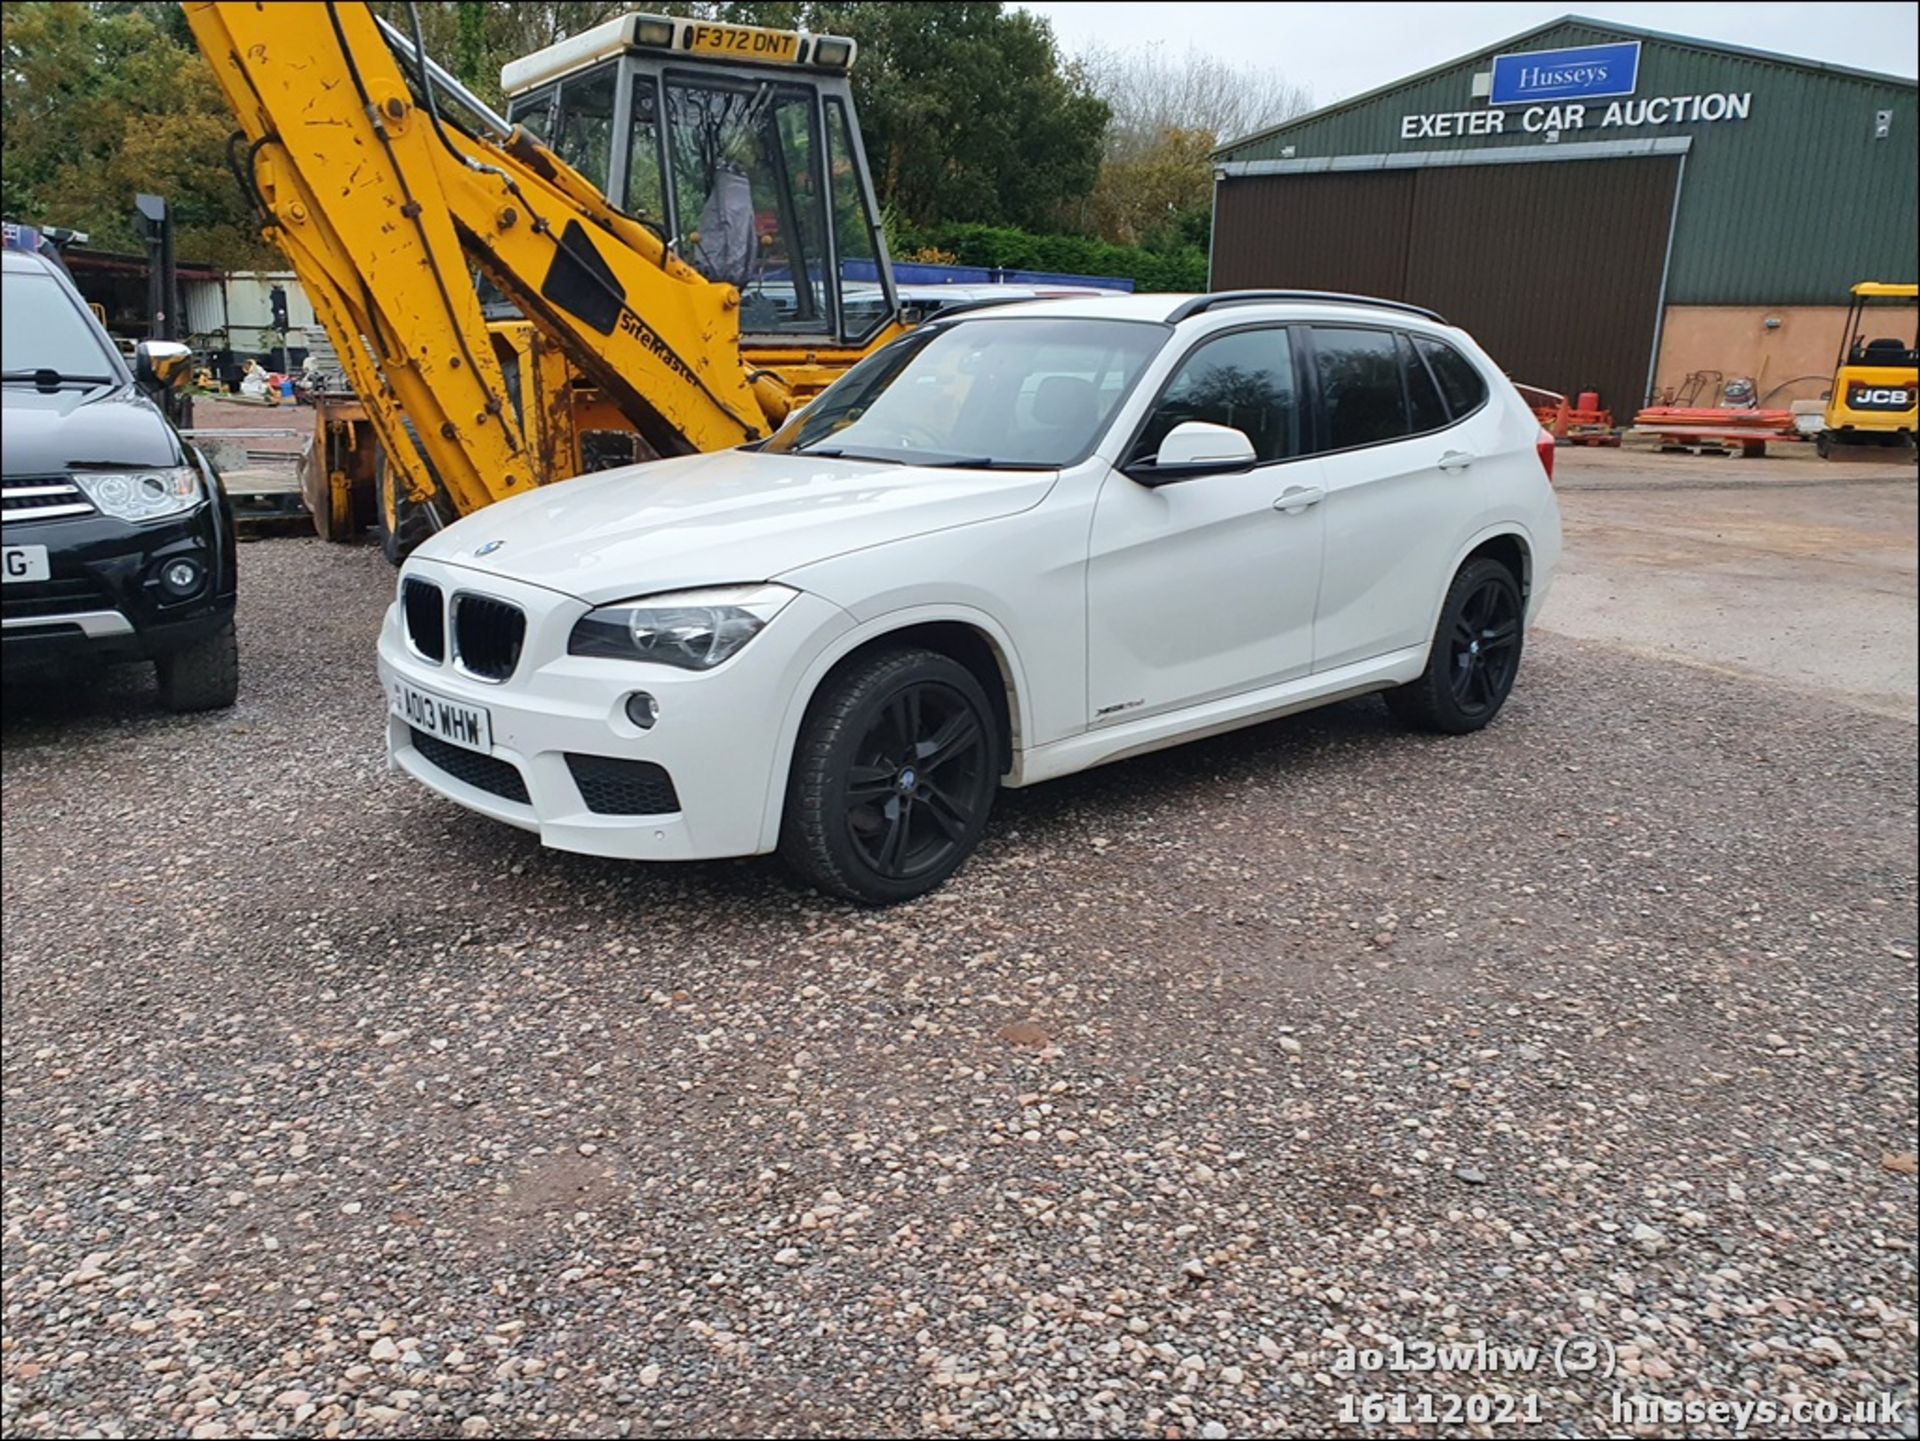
<box><xmin>1</xmin><ymin>503</ymin><xmax>235</xmax><ymax>668</ymax></box>
<box><xmin>376</xmin><ymin>561</ymin><xmax>854</xmax><ymax>862</ymax></box>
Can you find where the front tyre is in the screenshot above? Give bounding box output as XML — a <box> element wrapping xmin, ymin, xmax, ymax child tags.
<box><xmin>155</xmin><ymin>618</ymin><xmax>239</xmax><ymax>713</ymax></box>
<box><xmin>1386</xmin><ymin>557</ymin><xmax>1524</xmax><ymax>734</ymax></box>
<box><xmin>374</xmin><ymin>449</ymin><xmax>449</xmax><ymax>567</ymax></box>
<box><xmin>781</xmin><ymin>648</ymin><xmax>1000</xmax><ymax>904</ymax></box>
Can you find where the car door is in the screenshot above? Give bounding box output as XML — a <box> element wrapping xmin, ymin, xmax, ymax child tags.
<box><xmin>1086</xmin><ymin>325</ymin><xmax>1326</xmax><ymax>724</ymax></box>
<box><xmin>1307</xmin><ymin>326</ymin><xmax>1491</xmax><ymax>672</ymax></box>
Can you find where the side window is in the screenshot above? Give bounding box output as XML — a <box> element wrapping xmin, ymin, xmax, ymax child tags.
<box><xmin>1399</xmin><ymin>332</ymin><xmax>1450</xmax><ymax>434</ymax></box>
<box><xmin>625</xmin><ymin>78</ymin><xmax>664</xmax><ymax>221</ymax></box>
<box><xmin>826</xmin><ymin>98</ymin><xmax>890</xmax><ymax>343</ymax></box>
<box><xmin>1313</xmin><ymin>327</ymin><xmax>1408</xmax><ymax>451</ymax></box>
<box><xmin>510</xmin><ymin>87</ymin><xmax>556</xmax><ymax>143</ymax></box>
<box><xmin>552</xmin><ymin>65</ymin><xmax>617</xmax><ymax>194</ymax></box>
<box><xmin>1134</xmin><ymin>328</ymin><xmax>1299</xmax><ymax>463</ymax></box>
<box><xmin>1414</xmin><ymin>335</ymin><xmax>1489</xmax><ymax>418</ymax></box>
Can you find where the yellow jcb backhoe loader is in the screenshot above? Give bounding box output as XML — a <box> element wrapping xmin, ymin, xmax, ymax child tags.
<box><xmin>182</xmin><ymin>3</ymin><xmax>910</xmax><ymax>558</ymax></box>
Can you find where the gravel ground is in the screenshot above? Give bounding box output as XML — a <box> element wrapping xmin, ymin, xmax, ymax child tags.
<box><xmin>3</xmin><ymin>537</ymin><xmax>1916</xmax><ymax>1439</ymax></box>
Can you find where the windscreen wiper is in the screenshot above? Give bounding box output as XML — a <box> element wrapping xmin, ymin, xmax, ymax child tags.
<box><xmin>919</xmin><ymin>457</ymin><xmax>1052</xmax><ymax>471</ymax></box>
<box><xmin>791</xmin><ymin>446</ymin><xmax>907</xmax><ymax>465</ymax></box>
<box><xmin>1</xmin><ymin>368</ymin><xmax>114</xmax><ymax>387</ymax></box>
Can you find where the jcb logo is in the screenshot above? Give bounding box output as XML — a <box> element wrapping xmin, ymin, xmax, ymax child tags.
<box><xmin>1850</xmin><ymin>386</ymin><xmax>1913</xmax><ymax>409</ymax></box>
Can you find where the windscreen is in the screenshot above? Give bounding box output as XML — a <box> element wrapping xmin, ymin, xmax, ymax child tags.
<box><xmin>2</xmin><ymin>270</ymin><xmax>116</xmax><ymax>378</ymax></box>
<box><xmin>761</xmin><ymin>317</ymin><xmax>1167</xmax><ymax>468</ymax></box>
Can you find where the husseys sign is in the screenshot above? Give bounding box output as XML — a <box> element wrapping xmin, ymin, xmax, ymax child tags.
<box><xmin>1400</xmin><ymin>38</ymin><xmax>1754</xmax><ymax>142</ymax></box>
<box><xmin>1491</xmin><ymin>41</ymin><xmax>1640</xmax><ymax>104</ymax></box>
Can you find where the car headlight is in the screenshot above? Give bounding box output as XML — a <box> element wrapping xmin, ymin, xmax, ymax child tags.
<box><xmin>71</xmin><ymin>467</ymin><xmax>202</xmax><ymax>522</ymax></box>
<box><xmin>568</xmin><ymin>583</ymin><xmax>796</xmax><ymax>669</ymax></box>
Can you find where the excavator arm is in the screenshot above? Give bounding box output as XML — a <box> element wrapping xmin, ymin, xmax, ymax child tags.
<box><xmin>183</xmin><ymin>1</ymin><xmax>787</xmax><ymax>521</ymax></box>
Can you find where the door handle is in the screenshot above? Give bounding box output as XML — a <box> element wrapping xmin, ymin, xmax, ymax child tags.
<box><xmin>1272</xmin><ymin>485</ymin><xmax>1324</xmax><ymax>513</ymax></box>
<box><xmin>1438</xmin><ymin>450</ymin><xmax>1476</xmax><ymax>472</ymax></box>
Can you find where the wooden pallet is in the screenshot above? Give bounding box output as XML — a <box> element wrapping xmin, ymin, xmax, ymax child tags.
<box><xmin>1621</xmin><ymin>427</ymin><xmax>1811</xmax><ymax>458</ymax></box>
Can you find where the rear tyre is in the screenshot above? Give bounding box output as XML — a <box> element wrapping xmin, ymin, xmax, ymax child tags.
<box><xmin>155</xmin><ymin>619</ymin><xmax>239</xmax><ymax>713</ymax></box>
<box><xmin>1386</xmin><ymin>557</ymin><xmax>1524</xmax><ymax>735</ymax></box>
<box><xmin>780</xmin><ymin>648</ymin><xmax>1000</xmax><ymax>905</ymax></box>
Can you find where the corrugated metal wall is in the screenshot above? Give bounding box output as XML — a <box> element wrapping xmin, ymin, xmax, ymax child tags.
<box><xmin>1213</xmin><ymin>171</ymin><xmax>1415</xmax><ymax>299</ymax></box>
<box><xmin>1217</xmin><ymin>21</ymin><xmax>1917</xmax><ymax>304</ymax></box>
<box><xmin>1214</xmin><ymin>155</ymin><xmax>1681</xmax><ymax>410</ymax></box>
<box><xmin>181</xmin><ymin>279</ymin><xmax>227</xmax><ymax>337</ymax></box>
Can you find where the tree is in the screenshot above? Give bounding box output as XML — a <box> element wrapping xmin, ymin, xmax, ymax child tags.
<box><xmin>1080</xmin><ymin>42</ymin><xmax>1312</xmax><ymax>161</ymax></box>
<box><xmin>1070</xmin><ymin>44</ymin><xmax>1311</xmax><ymax>249</ymax></box>
<box><xmin>1</xmin><ymin>2</ymin><xmax>272</xmax><ymax>268</ymax></box>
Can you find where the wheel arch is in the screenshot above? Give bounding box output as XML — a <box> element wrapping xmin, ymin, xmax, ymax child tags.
<box><xmin>1461</xmin><ymin>528</ymin><xmax>1532</xmax><ymax>599</ymax></box>
<box><xmin>756</xmin><ymin>605</ymin><xmax>1030</xmax><ymax>853</ymax></box>
<box><xmin>1416</xmin><ymin>524</ymin><xmax>1537</xmax><ymax>660</ymax></box>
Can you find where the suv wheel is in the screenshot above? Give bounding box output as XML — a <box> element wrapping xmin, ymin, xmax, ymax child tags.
<box><xmin>1386</xmin><ymin>557</ymin><xmax>1523</xmax><ymax>734</ymax></box>
<box><xmin>155</xmin><ymin>619</ymin><xmax>239</xmax><ymax>712</ymax></box>
<box><xmin>781</xmin><ymin>648</ymin><xmax>1000</xmax><ymax>904</ymax></box>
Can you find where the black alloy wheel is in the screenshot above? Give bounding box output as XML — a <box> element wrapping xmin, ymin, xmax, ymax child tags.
<box><xmin>1386</xmin><ymin>556</ymin><xmax>1525</xmax><ymax>734</ymax></box>
<box><xmin>781</xmin><ymin>648</ymin><xmax>1001</xmax><ymax>904</ymax></box>
<box><xmin>1447</xmin><ymin>572</ymin><xmax>1521</xmax><ymax>719</ymax></box>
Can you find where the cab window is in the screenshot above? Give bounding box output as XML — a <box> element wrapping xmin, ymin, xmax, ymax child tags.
<box><xmin>665</xmin><ymin>77</ymin><xmax>829</xmax><ymax>335</ymax></box>
<box><xmin>510</xmin><ymin>86</ymin><xmax>555</xmax><ymax>143</ymax></box>
<box><xmin>826</xmin><ymin>97</ymin><xmax>890</xmax><ymax>343</ymax></box>
<box><xmin>550</xmin><ymin>64</ymin><xmax>617</xmax><ymax>194</ymax></box>
<box><xmin>1135</xmin><ymin>328</ymin><xmax>1300</xmax><ymax>463</ymax></box>
<box><xmin>625</xmin><ymin>78</ymin><xmax>664</xmax><ymax>222</ymax></box>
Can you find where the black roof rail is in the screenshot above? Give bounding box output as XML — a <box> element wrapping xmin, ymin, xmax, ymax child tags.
<box><xmin>1167</xmin><ymin>290</ymin><xmax>1447</xmax><ymax>325</ymax></box>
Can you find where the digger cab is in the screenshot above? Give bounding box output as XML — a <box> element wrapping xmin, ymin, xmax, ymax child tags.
<box><xmin>502</xmin><ymin>14</ymin><xmax>897</xmax><ymax>346</ymax></box>
<box><xmin>1820</xmin><ymin>281</ymin><xmax>1917</xmax><ymax>455</ymax></box>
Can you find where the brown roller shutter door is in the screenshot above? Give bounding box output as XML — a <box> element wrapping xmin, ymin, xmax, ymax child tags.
<box><xmin>1212</xmin><ymin>155</ymin><xmax>1682</xmax><ymax>414</ymax></box>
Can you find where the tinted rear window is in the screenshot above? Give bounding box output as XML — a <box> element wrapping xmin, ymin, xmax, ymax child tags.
<box><xmin>1313</xmin><ymin>327</ymin><xmax>1408</xmax><ymax>450</ymax></box>
<box><xmin>1414</xmin><ymin>335</ymin><xmax>1489</xmax><ymax>418</ymax></box>
<box><xmin>1399</xmin><ymin>333</ymin><xmax>1450</xmax><ymax>435</ymax></box>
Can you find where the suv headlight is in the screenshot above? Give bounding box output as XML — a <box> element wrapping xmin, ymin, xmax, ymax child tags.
<box><xmin>568</xmin><ymin>583</ymin><xmax>796</xmax><ymax>670</ymax></box>
<box><xmin>72</xmin><ymin>467</ymin><xmax>202</xmax><ymax>522</ymax></box>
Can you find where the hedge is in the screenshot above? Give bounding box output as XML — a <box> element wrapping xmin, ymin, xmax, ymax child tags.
<box><xmin>897</xmin><ymin>222</ymin><xmax>1208</xmax><ymax>293</ymax></box>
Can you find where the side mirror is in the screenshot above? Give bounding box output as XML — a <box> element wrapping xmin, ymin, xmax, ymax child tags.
<box><xmin>135</xmin><ymin>339</ymin><xmax>192</xmax><ymax>393</ymax></box>
<box><xmin>1125</xmin><ymin>420</ymin><xmax>1258</xmax><ymax>486</ymax></box>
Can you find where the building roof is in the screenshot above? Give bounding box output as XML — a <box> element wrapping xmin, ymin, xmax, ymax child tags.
<box><xmin>1216</xmin><ymin>13</ymin><xmax>1919</xmax><ymax>159</ymax></box>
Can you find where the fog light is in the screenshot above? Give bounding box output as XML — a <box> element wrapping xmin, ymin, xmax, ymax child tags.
<box><xmin>624</xmin><ymin>691</ymin><xmax>658</xmax><ymax>729</ymax></box>
<box><xmin>159</xmin><ymin>557</ymin><xmax>204</xmax><ymax>597</ymax></box>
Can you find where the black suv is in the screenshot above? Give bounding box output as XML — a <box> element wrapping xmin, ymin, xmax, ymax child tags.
<box><xmin>2</xmin><ymin>248</ymin><xmax>237</xmax><ymax>710</ymax></box>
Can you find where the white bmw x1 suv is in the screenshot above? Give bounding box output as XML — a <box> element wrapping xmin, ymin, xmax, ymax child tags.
<box><xmin>379</xmin><ymin>291</ymin><xmax>1561</xmax><ymax>903</ymax></box>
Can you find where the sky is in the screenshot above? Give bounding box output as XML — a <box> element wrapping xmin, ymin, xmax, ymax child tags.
<box><xmin>1021</xmin><ymin>2</ymin><xmax>1920</xmax><ymax>109</ymax></box>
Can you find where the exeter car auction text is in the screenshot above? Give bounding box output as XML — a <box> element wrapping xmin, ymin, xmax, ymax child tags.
<box><xmin>1402</xmin><ymin>91</ymin><xmax>1751</xmax><ymax>140</ymax></box>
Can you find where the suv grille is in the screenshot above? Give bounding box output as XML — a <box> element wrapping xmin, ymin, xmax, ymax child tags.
<box><xmin>452</xmin><ymin>593</ymin><xmax>524</xmax><ymax>682</ymax></box>
<box><xmin>2</xmin><ymin>480</ymin><xmax>94</xmax><ymax>522</ymax></box>
<box><xmin>565</xmin><ymin>754</ymin><xmax>681</xmax><ymax>815</ymax></box>
<box><xmin>409</xmin><ymin>727</ymin><xmax>530</xmax><ymax>803</ymax></box>
<box><xmin>2</xmin><ymin>574</ymin><xmax>113</xmax><ymax>621</ymax></box>
<box><xmin>402</xmin><ymin>577</ymin><xmax>445</xmax><ymax>661</ymax></box>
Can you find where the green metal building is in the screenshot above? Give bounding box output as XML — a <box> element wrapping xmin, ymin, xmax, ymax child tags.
<box><xmin>1211</xmin><ymin>16</ymin><xmax>1918</xmax><ymax>413</ymax></box>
